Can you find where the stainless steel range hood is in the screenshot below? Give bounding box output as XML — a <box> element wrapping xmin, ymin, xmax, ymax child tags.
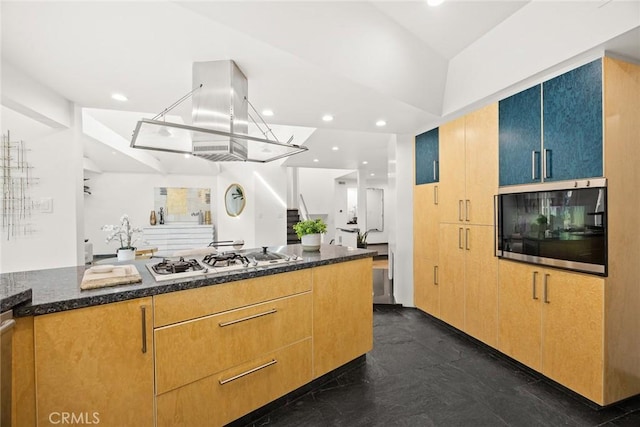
<box><xmin>130</xmin><ymin>60</ymin><xmax>307</xmax><ymax>162</ymax></box>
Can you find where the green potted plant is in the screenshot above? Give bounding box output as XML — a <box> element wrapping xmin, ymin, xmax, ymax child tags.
<box><xmin>357</xmin><ymin>229</ymin><xmax>371</xmax><ymax>249</ymax></box>
<box><xmin>293</xmin><ymin>218</ymin><xmax>327</xmax><ymax>251</ymax></box>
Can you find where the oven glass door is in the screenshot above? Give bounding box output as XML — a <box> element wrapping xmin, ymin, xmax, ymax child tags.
<box><xmin>497</xmin><ymin>186</ymin><xmax>606</xmax><ymax>275</ymax></box>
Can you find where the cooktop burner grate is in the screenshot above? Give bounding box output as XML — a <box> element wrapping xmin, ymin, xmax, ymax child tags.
<box><xmin>151</xmin><ymin>257</ymin><xmax>204</xmax><ymax>275</ymax></box>
<box><xmin>201</xmin><ymin>252</ymin><xmax>250</xmax><ymax>268</ymax></box>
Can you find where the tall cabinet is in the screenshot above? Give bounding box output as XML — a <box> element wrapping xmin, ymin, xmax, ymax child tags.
<box><xmin>438</xmin><ymin>104</ymin><xmax>499</xmax><ymax>345</ymax></box>
<box><xmin>414</xmin><ymin>128</ymin><xmax>440</xmax><ymax>316</ymax></box>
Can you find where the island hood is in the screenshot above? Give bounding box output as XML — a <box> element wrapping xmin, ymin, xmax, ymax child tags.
<box><xmin>130</xmin><ymin>60</ymin><xmax>307</xmax><ymax>162</ymax></box>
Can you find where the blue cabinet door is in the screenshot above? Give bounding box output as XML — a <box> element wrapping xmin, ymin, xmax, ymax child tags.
<box><xmin>499</xmin><ymin>85</ymin><xmax>542</xmax><ymax>186</ymax></box>
<box><xmin>542</xmin><ymin>59</ymin><xmax>603</xmax><ymax>181</ymax></box>
<box><xmin>415</xmin><ymin>128</ymin><xmax>439</xmax><ymax>185</ymax></box>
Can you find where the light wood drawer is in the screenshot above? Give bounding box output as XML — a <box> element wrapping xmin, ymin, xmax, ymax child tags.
<box><xmin>156</xmin><ymin>338</ymin><xmax>312</xmax><ymax>427</ymax></box>
<box><xmin>153</xmin><ymin>268</ymin><xmax>312</xmax><ymax>327</ymax></box>
<box><xmin>155</xmin><ymin>292</ymin><xmax>311</xmax><ymax>394</ymax></box>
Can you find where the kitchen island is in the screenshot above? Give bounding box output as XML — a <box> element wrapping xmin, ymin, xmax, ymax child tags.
<box><xmin>6</xmin><ymin>244</ymin><xmax>376</xmax><ymax>427</ymax></box>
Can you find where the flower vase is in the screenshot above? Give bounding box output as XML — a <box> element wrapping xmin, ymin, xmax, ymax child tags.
<box><xmin>117</xmin><ymin>248</ymin><xmax>136</xmax><ymax>261</ymax></box>
<box><xmin>301</xmin><ymin>233</ymin><xmax>321</xmax><ymax>251</ymax></box>
<box><xmin>150</xmin><ymin>210</ymin><xmax>157</xmax><ymax>226</ymax></box>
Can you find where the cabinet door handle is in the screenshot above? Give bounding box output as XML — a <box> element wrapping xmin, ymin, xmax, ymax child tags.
<box><xmin>219</xmin><ymin>309</ymin><xmax>277</xmax><ymax>327</ymax></box>
<box><xmin>543</xmin><ymin>149</ymin><xmax>551</xmax><ymax>179</ymax></box>
<box><xmin>140</xmin><ymin>306</ymin><xmax>147</xmax><ymax>354</ymax></box>
<box><xmin>433</xmin><ymin>185</ymin><xmax>438</xmax><ymax>205</ymax></box>
<box><xmin>543</xmin><ymin>274</ymin><xmax>550</xmax><ymax>303</ymax></box>
<box><xmin>465</xmin><ymin>228</ymin><xmax>470</xmax><ymax>250</ymax></box>
<box><xmin>531</xmin><ymin>151</ymin><xmax>539</xmax><ymax>180</ymax></box>
<box><xmin>219</xmin><ymin>359</ymin><xmax>278</xmax><ymax>385</ymax></box>
<box><xmin>458</xmin><ymin>200</ymin><xmax>463</xmax><ymax>222</ymax></box>
<box><xmin>458</xmin><ymin>227</ymin><xmax>464</xmax><ymax>249</ymax></box>
<box><xmin>532</xmin><ymin>271</ymin><xmax>538</xmax><ymax>300</ymax></box>
<box><xmin>434</xmin><ymin>265</ymin><xmax>438</xmax><ymax>285</ymax></box>
<box><xmin>433</xmin><ymin>160</ymin><xmax>439</xmax><ymax>181</ymax></box>
<box><xmin>465</xmin><ymin>200</ymin><xmax>470</xmax><ymax>222</ymax></box>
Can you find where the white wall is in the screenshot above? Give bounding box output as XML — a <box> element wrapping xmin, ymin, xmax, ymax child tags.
<box><xmin>1</xmin><ymin>69</ymin><xmax>82</xmax><ymax>273</ymax></box>
<box><xmin>298</xmin><ymin>168</ymin><xmax>353</xmax><ymax>245</ymax></box>
<box><xmin>217</xmin><ymin>162</ymin><xmax>288</xmax><ymax>249</ymax></box>
<box><xmin>0</xmin><ymin>122</ymin><xmax>83</xmax><ymax>273</ymax></box>
<box><xmin>84</xmin><ymin>162</ymin><xmax>289</xmax><ymax>256</ymax></box>
<box><xmin>443</xmin><ymin>1</ymin><xmax>639</xmax><ymax>116</ymax></box>
<box><xmin>84</xmin><ymin>172</ymin><xmax>217</xmax><ymax>255</ymax></box>
<box><xmin>392</xmin><ymin>134</ymin><xmax>414</xmax><ymax>307</ymax></box>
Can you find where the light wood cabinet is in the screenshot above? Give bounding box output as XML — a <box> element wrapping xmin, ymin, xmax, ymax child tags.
<box><xmin>155</xmin><ymin>292</ymin><xmax>312</xmax><ymax>394</ymax></box>
<box><xmin>312</xmin><ymin>258</ymin><xmax>373</xmax><ymax>378</ymax></box>
<box><xmin>498</xmin><ymin>261</ymin><xmax>545</xmax><ymax>371</ymax></box>
<box><xmin>154</xmin><ymin>272</ymin><xmax>313</xmax><ymax>426</ymax></box>
<box><xmin>437</xmin><ymin>223</ymin><xmax>498</xmax><ymax>344</ymax></box>
<box><xmin>432</xmin><ymin>103</ymin><xmax>499</xmax><ymax>343</ymax></box>
<box><xmin>157</xmin><ymin>338</ymin><xmax>312</xmax><ymax>427</ymax></box>
<box><xmin>438</xmin><ymin>223</ymin><xmax>465</xmax><ymax>330</ymax></box>
<box><xmin>498</xmin><ymin>260</ymin><xmax>604</xmax><ymax>403</ymax></box>
<box><xmin>153</xmin><ymin>268</ymin><xmax>312</xmax><ymax>327</ymax></box>
<box><xmin>413</xmin><ymin>183</ymin><xmax>439</xmax><ymax>316</ymax></box>
<box><xmin>464</xmin><ymin>104</ymin><xmax>498</xmax><ymax>225</ymax></box>
<box><xmin>463</xmin><ymin>224</ymin><xmax>498</xmax><ymax>347</ymax></box>
<box><xmin>155</xmin><ymin>258</ymin><xmax>373</xmax><ymax>425</ymax></box>
<box><xmin>438</xmin><ymin>115</ymin><xmax>466</xmax><ymax>224</ymax></box>
<box><xmin>34</xmin><ymin>298</ymin><xmax>154</xmax><ymax>427</ymax></box>
<box><xmin>439</xmin><ymin>104</ymin><xmax>497</xmax><ymax>226</ymax></box>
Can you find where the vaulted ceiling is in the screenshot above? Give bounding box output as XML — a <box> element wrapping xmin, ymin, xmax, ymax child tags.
<box><xmin>2</xmin><ymin>1</ymin><xmax>639</xmax><ymax>178</ymax></box>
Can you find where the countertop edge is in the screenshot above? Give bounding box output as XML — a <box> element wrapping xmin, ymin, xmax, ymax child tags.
<box><xmin>0</xmin><ymin>288</ymin><xmax>33</xmax><ymax>313</ymax></box>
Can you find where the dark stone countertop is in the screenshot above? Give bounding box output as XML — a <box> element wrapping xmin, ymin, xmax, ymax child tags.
<box><xmin>0</xmin><ymin>280</ymin><xmax>32</xmax><ymax>313</ymax></box>
<box><xmin>0</xmin><ymin>244</ymin><xmax>376</xmax><ymax>317</ymax></box>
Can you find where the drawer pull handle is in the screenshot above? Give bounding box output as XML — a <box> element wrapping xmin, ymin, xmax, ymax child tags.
<box><xmin>218</xmin><ymin>309</ymin><xmax>277</xmax><ymax>327</ymax></box>
<box><xmin>219</xmin><ymin>359</ymin><xmax>278</xmax><ymax>385</ymax></box>
<box><xmin>543</xmin><ymin>274</ymin><xmax>550</xmax><ymax>304</ymax></box>
<box><xmin>140</xmin><ymin>306</ymin><xmax>147</xmax><ymax>354</ymax></box>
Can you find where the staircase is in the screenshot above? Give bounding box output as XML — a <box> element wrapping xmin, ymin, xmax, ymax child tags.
<box><xmin>286</xmin><ymin>209</ymin><xmax>301</xmax><ymax>244</ymax></box>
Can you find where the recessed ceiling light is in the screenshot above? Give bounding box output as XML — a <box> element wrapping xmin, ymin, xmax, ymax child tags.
<box><xmin>362</xmin><ymin>161</ymin><xmax>368</xmax><ymax>165</ymax></box>
<box><xmin>262</xmin><ymin>109</ymin><xmax>274</xmax><ymax>117</ymax></box>
<box><xmin>370</xmin><ymin>173</ymin><xmax>375</xmax><ymax>177</ymax></box>
<box><xmin>375</xmin><ymin>120</ymin><xmax>386</xmax><ymax>127</ymax></box>
<box><xmin>313</xmin><ymin>158</ymin><xmax>319</xmax><ymax>163</ymax></box>
<box><xmin>184</xmin><ymin>153</ymin><xmax>191</xmax><ymax>159</ymax></box>
<box><xmin>332</xmin><ymin>146</ymin><xmax>339</xmax><ymax>151</ymax></box>
<box><xmin>427</xmin><ymin>0</ymin><xmax>445</xmax><ymax>6</ymax></box>
<box><xmin>322</xmin><ymin>114</ymin><xmax>334</xmax><ymax>122</ymax></box>
<box><xmin>111</xmin><ymin>93</ymin><xmax>128</xmax><ymax>102</ymax></box>
<box><xmin>111</xmin><ymin>151</ymin><xmax>117</xmax><ymax>155</ymax></box>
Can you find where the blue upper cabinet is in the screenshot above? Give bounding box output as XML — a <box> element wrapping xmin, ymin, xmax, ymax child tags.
<box><xmin>542</xmin><ymin>59</ymin><xmax>603</xmax><ymax>182</ymax></box>
<box><xmin>498</xmin><ymin>59</ymin><xmax>603</xmax><ymax>186</ymax></box>
<box><xmin>499</xmin><ymin>85</ymin><xmax>542</xmax><ymax>186</ymax></box>
<box><xmin>415</xmin><ymin>128</ymin><xmax>439</xmax><ymax>185</ymax></box>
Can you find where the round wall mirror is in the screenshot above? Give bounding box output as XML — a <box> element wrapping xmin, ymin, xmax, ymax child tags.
<box><xmin>224</xmin><ymin>183</ymin><xmax>246</xmax><ymax>217</ymax></box>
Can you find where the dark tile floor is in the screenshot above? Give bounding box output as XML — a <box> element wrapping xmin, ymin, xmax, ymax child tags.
<box><xmin>248</xmin><ymin>306</ymin><xmax>640</xmax><ymax>427</ymax></box>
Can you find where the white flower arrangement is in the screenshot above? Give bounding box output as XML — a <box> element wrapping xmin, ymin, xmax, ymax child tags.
<box><xmin>101</xmin><ymin>214</ymin><xmax>143</xmax><ymax>250</ymax></box>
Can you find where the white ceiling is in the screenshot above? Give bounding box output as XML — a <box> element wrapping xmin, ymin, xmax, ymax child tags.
<box><xmin>1</xmin><ymin>1</ymin><xmax>639</xmax><ymax>179</ymax></box>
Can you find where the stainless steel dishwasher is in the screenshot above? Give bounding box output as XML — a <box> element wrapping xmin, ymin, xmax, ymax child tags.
<box><xmin>0</xmin><ymin>310</ymin><xmax>15</xmax><ymax>427</ymax></box>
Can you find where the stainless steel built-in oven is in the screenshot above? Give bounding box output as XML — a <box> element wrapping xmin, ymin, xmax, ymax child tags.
<box><xmin>496</xmin><ymin>178</ymin><xmax>607</xmax><ymax>275</ymax></box>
